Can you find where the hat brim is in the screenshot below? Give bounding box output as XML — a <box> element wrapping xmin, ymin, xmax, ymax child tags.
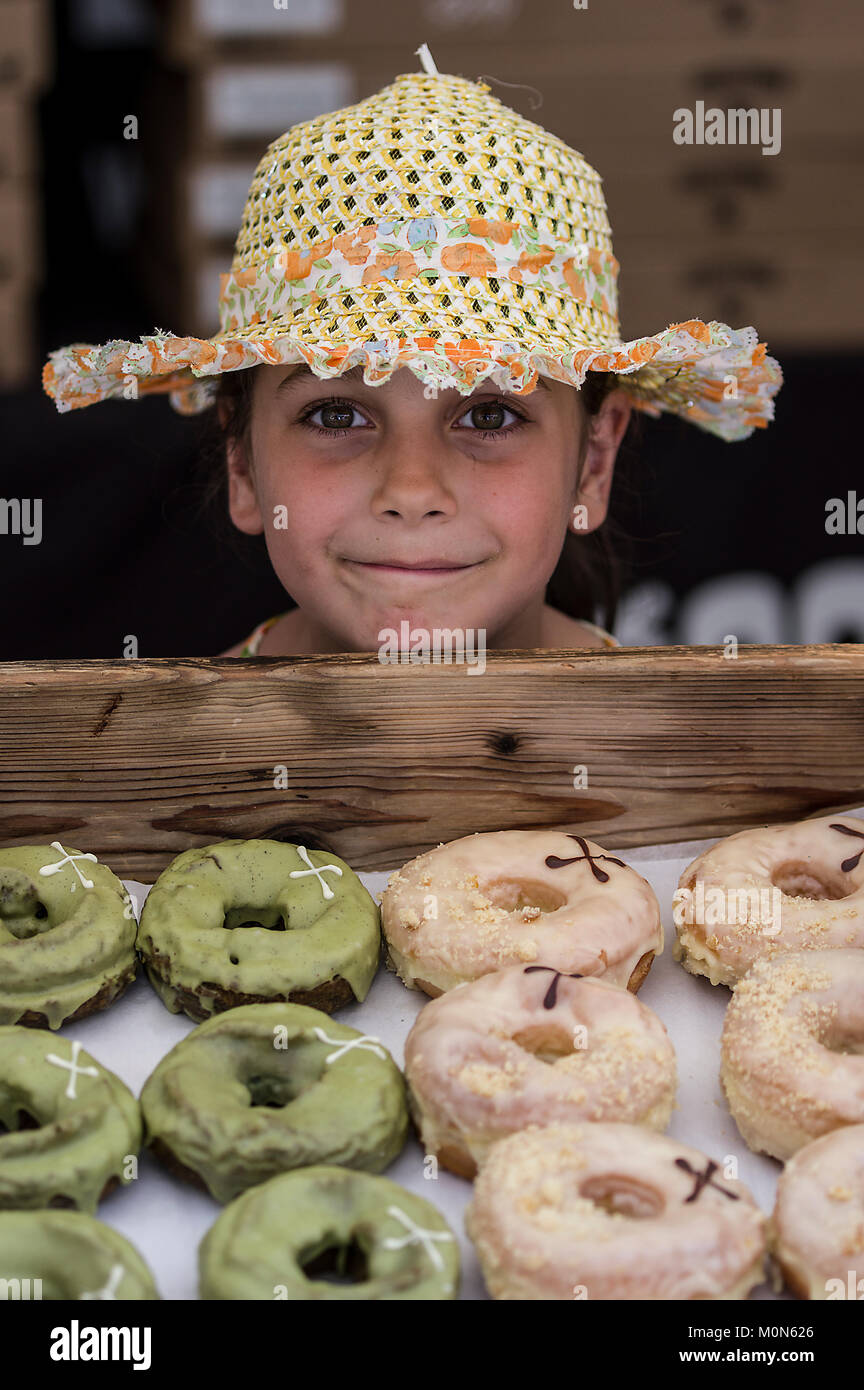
<box><xmin>42</xmin><ymin>313</ymin><xmax>781</xmax><ymax>444</ymax></box>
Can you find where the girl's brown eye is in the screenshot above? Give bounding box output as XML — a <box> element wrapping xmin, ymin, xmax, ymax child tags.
<box><xmin>318</xmin><ymin>402</ymin><xmax>356</xmax><ymax>430</ymax></box>
<box><xmin>468</xmin><ymin>401</ymin><xmax>507</xmax><ymax>431</ymax></box>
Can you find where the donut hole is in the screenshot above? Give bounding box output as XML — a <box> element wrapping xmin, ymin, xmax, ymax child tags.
<box><xmin>511</xmin><ymin>1022</ymin><xmax>577</xmax><ymax>1063</ymax></box>
<box><xmin>580</xmin><ymin>1175</ymin><xmax>665</xmax><ymax>1219</ymax></box>
<box><xmin>240</xmin><ymin>1038</ymin><xmax>327</xmax><ymax>1109</ymax></box>
<box><xmin>479</xmin><ymin>878</ymin><xmax>567</xmax><ymax>915</ymax></box>
<box><xmin>300</xmin><ymin>1235</ymin><xmax>370</xmax><ymax>1285</ymax></box>
<box><xmin>821</xmin><ymin>1024</ymin><xmax>864</xmax><ymax>1056</ymax></box>
<box><xmin>0</xmin><ymin>897</ymin><xmax>52</xmax><ymax>939</ymax></box>
<box><xmin>771</xmin><ymin>861</ymin><xmax>850</xmax><ymax>901</ymax></box>
<box><xmin>0</xmin><ymin>1108</ymin><xmax>41</xmax><ymax>1135</ymax></box>
<box><xmin>222</xmin><ymin>905</ymin><xmax>288</xmax><ymax>932</ymax></box>
<box><xmin>245</xmin><ymin>1073</ymin><xmax>308</xmax><ymax>1108</ymax></box>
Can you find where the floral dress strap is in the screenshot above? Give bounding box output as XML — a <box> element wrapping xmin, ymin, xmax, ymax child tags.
<box><xmin>237</xmin><ymin>612</ymin><xmax>287</xmax><ymax>656</ymax></box>
<box><xmin>579</xmin><ymin>619</ymin><xmax>621</xmax><ymax>648</ymax></box>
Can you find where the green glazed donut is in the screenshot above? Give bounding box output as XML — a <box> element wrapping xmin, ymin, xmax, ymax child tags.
<box><xmin>199</xmin><ymin>1166</ymin><xmax>460</xmax><ymax>1300</ymax></box>
<box><xmin>0</xmin><ymin>1025</ymin><xmax>141</xmax><ymax>1212</ymax></box>
<box><xmin>137</xmin><ymin>839</ymin><xmax>381</xmax><ymax>1021</ymax></box>
<box><xmin>0</xmin><ymin>1210</ymin><xmax>158</xmax><ymax>1298</ymax></box>
<box><xmin>0</xmin><ymin>842</ymin><xmax>138</xmax><ymax>1029</ymax></box>
<box><xmin>141</xmin><ymin>1002</ymin><xmax>409</xmax><ymax>1203</ymax></box>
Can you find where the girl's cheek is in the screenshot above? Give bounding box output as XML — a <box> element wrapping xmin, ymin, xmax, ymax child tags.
<box><xmin>266</xmin><ymin>490</ymin><xmax>346</xmax><ymax>562</ymax></box>
<box><xmin>492</xmin><ymin>489</ymin><xmax>563</xmax><ymax>543</ymax></box>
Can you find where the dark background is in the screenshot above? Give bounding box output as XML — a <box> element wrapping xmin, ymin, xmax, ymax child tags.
<box><xmin>1</xmin><ymin>0</ymin><xmax>861</xmax><ymax>657</ymax></box>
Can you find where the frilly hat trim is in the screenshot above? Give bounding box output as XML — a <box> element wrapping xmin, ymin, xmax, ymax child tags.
<box><xmin>43</xmin><ymin>317</ymin><xmax>780</xmax><ymax>444</ymax></box>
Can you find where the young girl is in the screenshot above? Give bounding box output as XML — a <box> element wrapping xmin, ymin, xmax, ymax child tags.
<box><xmin>42</xmin><ymin>55</ymin><xmax>782</xmax><ymax>657</ymax></box>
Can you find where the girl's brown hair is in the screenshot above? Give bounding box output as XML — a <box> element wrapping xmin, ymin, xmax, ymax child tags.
<box><xmin>546</xmin><ymin>369</ymin><xmax>641</xmax><ymax>635</ymax></box>
<box><xmin>203</xmin><ymin>365</ymin><xmax>640</xmax><ymax>634</ymax></box>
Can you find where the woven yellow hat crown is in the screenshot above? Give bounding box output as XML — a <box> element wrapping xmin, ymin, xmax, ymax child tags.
<box><xmin>43</xmin><ymin>64</ymin><xmax>781</xmax><ymax>441</ymax></box>
<box><xmin>224</xmin><ymin>69</ymin><xmax>620</xmax><ymax>348</ymax></box>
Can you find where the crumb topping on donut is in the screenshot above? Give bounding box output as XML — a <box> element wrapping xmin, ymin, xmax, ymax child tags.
<box><xmin>721</xmin><ymin>951</ymin><xmax>864</xmax><ymax>1161</ymax></box>
<box><xmin>520</xmin><ymin>1187</ymin><xmax>618</xmax><ymax>1237</ymax></box>
<box><xmin>842</xmin><ymin>1227</ymin><xmax>864</xmax><ymax>1255</ymax></box>
<box><xmin>480</xmin><ymin>1127</ymin><xmax>639</xmax><ymax>1242</ymax></box>
<box><xmin>727</xmin><ymin>956</ymin><xmax>836</xmax><ymax>1073</ymax></box>
<box><xmin>457</xmin><ymin>1061</ymin><xmax>528</xmax><ymax>1096</ymax></box>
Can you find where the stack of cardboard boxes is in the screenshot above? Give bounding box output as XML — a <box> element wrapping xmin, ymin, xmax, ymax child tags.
<box><xmin>0</xmin><ymin>0</ymin><xmax>50</xmax><ymax>388</ymax></box>
<box><xmin>164</xmin><ymin>0</ymin><xmax>863</xmax><ymax>348</ymax></box>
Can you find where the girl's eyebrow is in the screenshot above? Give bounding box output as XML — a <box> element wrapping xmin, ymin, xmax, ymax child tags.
<box><xmin>274</xmin><ymin>365</ymin><xmax>550</xmax><ymax>394</ymax></box>
<box><xmin>276</xmin><ymin>365</ymin><xmax>347</xmax><ymax>394</ymax></box>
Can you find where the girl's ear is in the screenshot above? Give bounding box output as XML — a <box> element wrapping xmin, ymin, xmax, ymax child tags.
<box><xmin>225</xmin><ymin>432</ymin><xmax>265</xmax><ymax>535</ymax></box>
<box><xmin>568</xmin><ymin>388</ymin><xmax>631</xmax><ymax>534</ymax></box>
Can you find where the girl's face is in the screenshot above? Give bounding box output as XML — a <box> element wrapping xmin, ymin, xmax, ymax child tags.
<box><xmin>225</xmin><ymin>364</ymin><xmax>631</xmax><ymax>650</ymax></box>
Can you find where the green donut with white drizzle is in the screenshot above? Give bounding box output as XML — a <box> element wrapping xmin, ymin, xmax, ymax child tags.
<box><xmin>141</xmin><ymin>1002</ymin><xmax>409</xmax><ymax>1203</ymax></box>
<box><xmin>0</xmin><ymin>1210</ymin><xmax>158</xmax><ymax>1299</ymax></box>
<box><xmin>0</xmin><ymin>842</ymin><xmax>138</xmax><ymax>1030</ymax></box>
<box><xmin>137</xmin><ymin>839</ymin><xmax>381</xmax><ymax>1022</ymax></box>
<box><xmin>199</xmin><ymin>1166</ymin><xmax>460</xmax><ymax>1300</ymax></box>
<box><xmin>0</xmin><ymin>1025</ymin><xmax>141</xmax><ymax>1212</ymax></box>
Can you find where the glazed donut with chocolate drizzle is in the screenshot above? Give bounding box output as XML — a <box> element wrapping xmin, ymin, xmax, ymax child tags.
<box><xmin>404</xmin><ymin>966</ymin><xmax>677</xmax><ymax>1178</ymax></box>
<box><xmin>721</xmin><ymin>948</ymin><xmax>864</xmax><ymax>1161</ymax></box>
<box><xmin>674</xmin><ymin>814</ymin><xmax>864</xmax><ymax>988</ymax></box>
<box><xmin>380</xmin><ymin>831</ymin><xmax>663</xmax><ymax>998</ymax></box>
<box><xmin>465</xmin><ymin>1122</ymin><xmax>767</xmax><ymax>1300</ymax></box>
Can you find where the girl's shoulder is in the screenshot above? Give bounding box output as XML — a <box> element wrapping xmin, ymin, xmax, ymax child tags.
<box><xmin>541</xmin><ymin>607</ymin><xmax>620</xmax><ymax>649</ymax></box>
<box><xmin>575</xmin><ymin>618</ymin><xmax>621</xmax><ymax>649</ymax></box>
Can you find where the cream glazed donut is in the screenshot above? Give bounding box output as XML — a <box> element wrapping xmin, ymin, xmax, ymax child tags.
<box><xmin>721</xmin><ymin>949</ymin><xmax>864</xmax><ymax>1162</ymax></box>
<box><xmin>465</xmin><ymin>1122</ymin><xmax>767</xmax><ymax>1300</ymax></box>
<box><xmin>380</xmin><ymin>830</ymin><xmax>663</xmax><ymax>997</ymax></box>
<box><xmin>674</xmin><ymin>813</ymin><xmax>864</xmax><ymax>988</ymax></box>
<box><xmin>770</xmin><ymin>1125</ymin><xmax>864</xmax><ymax>1300</ymax></box>
<box><xmin>404</xmin><ymin>966</ymin><xmax>677</xmax><ymax>1178</ymax></box>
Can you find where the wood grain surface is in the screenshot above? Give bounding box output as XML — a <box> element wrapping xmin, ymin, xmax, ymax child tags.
<box><xmin>1</xmin><ymin>645</ymin><xmax>862</xmax><ymax>880</ymax></box>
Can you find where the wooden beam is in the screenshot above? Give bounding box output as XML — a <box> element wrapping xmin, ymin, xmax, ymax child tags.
<box><xmin>1</xmin><ymin>645</ymin><xmax>862</xmax><ymax>879</ymax></box>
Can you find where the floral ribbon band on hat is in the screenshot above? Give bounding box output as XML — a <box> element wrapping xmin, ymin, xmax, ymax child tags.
<box><xmin>41</xmin><ymin>67</ymin><xmax>783</xmax><ymax>443</ymax></box>
<box><xmin>218</xmin><ymin>215</ymin><xmax>620</xmax><ymax>337</ymax></box>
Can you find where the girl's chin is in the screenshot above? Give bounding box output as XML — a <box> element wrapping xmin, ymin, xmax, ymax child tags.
<box><xmin>336</xmin><ymin>612</ymin><xmax>492</xmax><ymax>654</ymax></box>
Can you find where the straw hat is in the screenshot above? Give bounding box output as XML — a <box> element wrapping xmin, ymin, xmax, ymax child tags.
<box><xmin>42</xmin><ymin>56</ymin><xmax>782</xmax><ymax>441</ymax></box>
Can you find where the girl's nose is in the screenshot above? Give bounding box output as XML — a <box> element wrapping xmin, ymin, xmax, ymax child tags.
<box><xmin>369</xmin><ymin>445</ymin><xmax>458</xmax><ymax>523</ymax></box>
